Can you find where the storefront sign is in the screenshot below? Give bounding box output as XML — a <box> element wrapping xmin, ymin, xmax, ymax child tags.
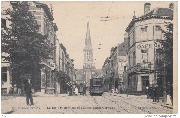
<box><xmin>154</xmin><ymin>41</ymin><xmax>163</xmax><ymax>48</ymax></box>
<box><xmin>137</xmin><ymin>41</ymin><xmax>164</xmax><ymax>50</ymax></box>
<box><xmin>137</xmin><ymin>44</ymin><xmax>152</xmax><ymax>49</ymax></box>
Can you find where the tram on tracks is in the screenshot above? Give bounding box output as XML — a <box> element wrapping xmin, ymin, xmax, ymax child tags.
<box><xmin>89</xmin><ymin>78</ymin><xmax>104</xmax><ymax>96</ymax></box>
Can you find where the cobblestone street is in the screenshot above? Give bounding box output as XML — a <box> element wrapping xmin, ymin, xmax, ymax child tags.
<box><xmin>1</xmin><ymin>92</ymin><xmax>173</xmax><ymax>114</ymax></box>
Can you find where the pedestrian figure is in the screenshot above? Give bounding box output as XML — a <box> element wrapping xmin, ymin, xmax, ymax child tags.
<box><xmin>24</xmin><ymin>79</ymin><xmax>34</xmax><ymax>106</ymax></box>
<box><xmin>152</xmin><ymin>86</ymin><xmax>156</xmax><ymax>102</ymax></box>
<box><xmin>167</xmin><ymin>82</ymin><xmax>173</xmax><ymax>105</ymax></box>
<box><xmin>146</xmin><ymin>86</ymin><xmax>149</xmax><ymax>98</ymax></box>
<box><xmin>75</xmin><ymin>86</ymin><xmax>78</xmax><ymax>96</ymax></box>
<box><xmin>155</xmin><ymin>85</ymin><xmax>159</xmax><ymax>102</ymax></box>
<box><xmin>148</xmin><ymin>87</ymin><xmax>153</xmax><ymax>99</ymax></box>
<box><xmin>83</xmin><ymin>85</ymin><xmax>87</xmax><ymax>96</ymax></box>
<box><xmin>14</xmin><ymin>84</ymin><xmax>18</xmax><ymax>94</ymax></box>
<box><xmin>69</xmin><ymin>85</ymin><xmax>73</xmax><ymax>96</ymax></box>
<box><xmin>126</xmin><ymin>87</ymin><xmax>129</xmax><ymax>97</ymax></box>
<box><xmin>170</xmin><ymin>84</ymin><xmax>173</xmax><ymax>106</ymax></box>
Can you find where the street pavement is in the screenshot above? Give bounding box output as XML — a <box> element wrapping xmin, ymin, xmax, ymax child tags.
<box><xmin>1</xmin><ymin>92</ymin><xmax>173</xmax><ymax>114</ymax></box>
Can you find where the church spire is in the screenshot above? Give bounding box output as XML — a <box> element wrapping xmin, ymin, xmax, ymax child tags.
<box><xmin>85</xmin><ymin>22</ymin><xmax>91</xmax><ymax>46</ymax></box>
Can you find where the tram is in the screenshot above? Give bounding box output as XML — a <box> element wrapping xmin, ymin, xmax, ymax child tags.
<box><xmin>89</xmin><ymin>78</ymin><xmax>104</xmax><ymax>96</ymax></box>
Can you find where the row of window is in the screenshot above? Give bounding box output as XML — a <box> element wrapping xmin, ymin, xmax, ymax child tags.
<box><xmin>129</xmin><ymin>25</ymin><xmax>162</xmax><ymax>47</ymax></box>
<box><xmin>140</xmin><ymin>25</ymin><xmax>161</xmax><ymax>32</ymax></box>
<box><xmin>128</xmin><ymin>48</ymin><xmax>164</xmax><ymax>67</ymax></box>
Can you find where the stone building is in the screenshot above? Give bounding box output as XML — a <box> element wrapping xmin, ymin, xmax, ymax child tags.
<box><xmin>23</xmin><ymin>1</ymin><xmax>58</xmax><ymax>93</ymax></box>
<box><xmin>1</xmin><ymin>2</ymin><xmax>13</xmax><ymax>94</ymax></box>
<box><xmin>102</xmin><ymin>57</ymin><xmax>111</xmax><ymax>92</ymax></box>
<box><xmin>125</xmin><ymin>3</ymin><xmax>173</xmax><ymax>94</ymax></box>
<box><xmin>116</xmin><ymin>34</ymin><xmax>129</xmax><ymax>93</ymax></box>
<box><xmin>102</xmin><ymin>34</ymin><xmax>128</xmax><ymax>93</ymax></box>
<box><xmin>1</xmin><ymin>1</ymin><xmax>58</xmax><ymax>94</ymax></box>
<box><xmin>57</xmin><ymin>43</ymin><xmax>75</xmax><ymax>94</ymax></box>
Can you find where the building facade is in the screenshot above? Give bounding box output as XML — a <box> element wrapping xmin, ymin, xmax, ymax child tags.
<box><xmin>27</xmin><ymin>1</ymin><xmax>57</xmax><ymax>94</ymax></box>
<box><xmin>125</xmin><ymin>3</ymin><xmax>173</xmax><ymax>94</ymax></box>
<box><xmin>102</xmin><ymin>34</ymin><xmax>128</xmax><ymax>93</ymax></box>
<box><xmin>1</xmin><ymin>1</ymin><xmax>61</xmax><ymax>94</ymax></box>
<box><xmin>1</xmin><ymin>2</ymin><xmax>13</xmax><ymax>94</ymax></box>
<box><xmin>57</xmin><ymin>43</ymin><xmax>75</xmax><ymax>94</ymax></box>
<box><xmin>116</xmin><ymin>35</ymin><xmax>128</xmax><ymax>93</ymax></box>
<box><xmin>102</xmin><ymin>57</ymin><xmax>111</xmax><ymax>92</ymax></box>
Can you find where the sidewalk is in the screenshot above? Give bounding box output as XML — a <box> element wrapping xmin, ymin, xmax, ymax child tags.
<box><xmin>1</xmin><ymin>93</ymin><xmax>70</xmax><ymax>114</ymax></box>
<box><xmin>34</xmin><ymin>92</ymin><xmax>71</xmax><ymax>98</ymax></box>
<box><xmin>110</xmin><ymin>93</ymin><xmax>173</xmax><ymax>109</ymax></box>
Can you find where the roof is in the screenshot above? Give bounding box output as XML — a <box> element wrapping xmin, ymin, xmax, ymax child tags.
<box><xmin>126</xmin><ymin>8</ymin><xmax>173</xmax><ymax>32</ymax></box>
<box><xmin>152</xmin><ymin>8</ymin><xmax>173</xmax><ymax>17</ymax></box>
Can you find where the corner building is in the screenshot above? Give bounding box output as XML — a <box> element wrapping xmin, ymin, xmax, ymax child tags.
<box><xmin>125</xmin><ymin>3</ymin><xmax>173</xmax><ymax>95</ymax></box>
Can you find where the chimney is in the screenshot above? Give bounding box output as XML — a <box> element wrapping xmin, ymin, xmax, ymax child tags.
<box><xmin>133</xmin><ymin>11</ymin><xmax>136</xmax><ymax>19</ymax></box>
<box><xmin>144</xmin><ymin>3</ymin><xmax>151</xmax><ymax>14</ymax></box>
<box><xmin>169</xmin><ymin>3</ymin><xmax>174</xmax><ymax>10</ymax></box>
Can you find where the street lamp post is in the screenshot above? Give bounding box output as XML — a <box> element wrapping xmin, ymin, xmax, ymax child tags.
<box><xmin>163</xmin><ymin>58</ymin><xmax>167</xmax><ymax>104</ymax></box>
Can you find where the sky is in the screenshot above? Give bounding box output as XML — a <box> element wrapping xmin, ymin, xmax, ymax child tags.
<box><xmin>2</xmin><ymin>1</ymin><xmax>172</xmax><ymax>69</ymax></box>
<box><xmin>45</xmin><ymin>1</ymin><xmax>172</xmax><ymax>69</ymax></box>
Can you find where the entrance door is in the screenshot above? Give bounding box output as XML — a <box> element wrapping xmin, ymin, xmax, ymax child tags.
<box><xmin>141</xmin><ymin>76</ymin><xmax>149</xmax><ymax>94</ymax></box>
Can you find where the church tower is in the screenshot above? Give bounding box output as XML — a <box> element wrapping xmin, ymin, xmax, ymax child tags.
<box><xmin>83</xmin><ymin>22</ymin><xmax>94</xmax><ymax>87</ymax></box>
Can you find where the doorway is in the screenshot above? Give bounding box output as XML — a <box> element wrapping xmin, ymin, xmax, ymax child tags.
<box><xmin>141</xmin><ymin>76</ymin><xmax>149</xmax><ymax>94</ymax></box>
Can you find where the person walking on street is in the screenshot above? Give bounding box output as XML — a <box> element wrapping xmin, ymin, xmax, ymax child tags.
<box><xmin>146</xmin><ymin>86</ymin><xmax>149</xmax><ymax>98</ymax></box>
<box><xmin>126</xmin><ymin>87</ymin><xmax>129</xmax><ymax>97</ymax></box>
<box><xmin>155</xmin><ymin>85</ymin><xmax>159</xmax><ymax>102</ymax></box>
<box><xmin>152</xmin><ymin>85</ymin><xmax>156</xmax><ymax>102</ymax></box>
<box><xmin>69</xmin><ymin>85</ymin><xmax>73</xmax><ymax>96</ymax></box>
<box><xmin>83</xmin><ymin>85</ymin><xmax>87</xmax><ymax>96</ymax></box>
<box><xmin>75</xmin><ymin>86</ymin><xmax>78</xmax><ymax>96</ymax></box>
<box><xmin>24</xmin><ymin>79</ymin><xmax>34</xmax><ymax>106</ymax></box>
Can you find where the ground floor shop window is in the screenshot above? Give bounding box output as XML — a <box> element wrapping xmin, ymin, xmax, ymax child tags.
<box><xmin>1</xmin><ymin>67</ymin><xmax>7</xmax><ymax>82</ymax></box>
<box><xmin>46</xmin><ymin>71</ymin><xmax>51</xmax><ymax>88</ymax></box>
<box><xmin>41</xmin><ymin>73</ymin><xmax>46</xmax><ymax>88</ymax></box>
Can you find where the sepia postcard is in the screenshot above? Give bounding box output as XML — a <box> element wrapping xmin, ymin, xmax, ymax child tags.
<box><xmin>1</xmin><ymin>1</ymin><xmax>178</xmax><ymax>116</ymax></box>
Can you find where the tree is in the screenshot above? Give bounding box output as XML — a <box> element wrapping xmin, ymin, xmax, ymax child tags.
<box><xmin>1</xmin><ymin>2</ymin><xmax>54</xmax><ymax>86</ymax></box>
<box><xmin>2</xmin><ymin>2</ymin><xmax>54</xmax><ymax>66</ymax></box>
<box><xmin>162</xmin><ymin>22</ymin><xmax>173</xmax><ymax>104</ymax></box>
<box><xmin>162</xmin><ymin>22</ymin><xmax>173</xmax><ymax>84</ymax></box>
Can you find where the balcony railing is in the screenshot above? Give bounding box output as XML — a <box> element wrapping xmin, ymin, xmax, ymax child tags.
<box><xmin>40</xmin><ymin>58</ymin><xmax>51</xmax><ymax>68</ymax></box>
<box><xmin>127</xmin><ymin>62</ymin><xmax>152</xmax><ymax>74</ymax></box>
<box><xmin>137</xmin><ymin>62</ymin><xmax>151</xmax><ymax>71</ymax></box>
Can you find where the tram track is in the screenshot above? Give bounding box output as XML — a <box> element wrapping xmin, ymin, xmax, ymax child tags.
<box><xmin>92</xmin><ymin>96</ymin><xmax>104</xmax><ymax>114</ymax></box>
<box><xmin>102</xmin><ymin>93</ymin><xmax>153</xmax><ymax>114</ymax></box>
<box><xmin>113</xmin><ymin>94</ymin><xmax>171</xmax><ymax>113</ymax></box>
<box><xmin>102</xmin><ymin>95</ymin><xmax>135</xmax><ymax>113</ymax></box>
